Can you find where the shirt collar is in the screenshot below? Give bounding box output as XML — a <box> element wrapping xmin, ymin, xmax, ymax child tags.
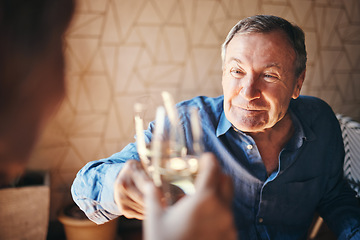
<box><xmin>288</xmin><ymin>108</ymin><xmax>316</xmax><ymax>145</ymax></box>
<box><xmin>286</xmin><ymin>110</ymin><xmax>307</xmax><ymax>150</ymax></box>
<box><xmin>216</xmin><ymin>111</ymin><xmax>232</xmax><ymax>137</ymax></box>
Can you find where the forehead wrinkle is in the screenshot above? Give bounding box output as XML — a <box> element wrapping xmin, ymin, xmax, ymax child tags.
<box><xmin>224</xmin><ymin>57</ymin><xmax>245</xmax><ymax>69</ymax></box>
<box><xmin>227</xmin><ymin>57</ymin><xmax>284</xmax><ymax>73</ymax></box>
<box><xmin>229</xmin><ymin>57</ymin><xmax>243</xmax><ymax>65</ymax></box>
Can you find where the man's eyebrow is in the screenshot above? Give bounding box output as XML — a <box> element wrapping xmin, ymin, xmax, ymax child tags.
<box><xmin>227</xmin><ymin>57</ymin><xmax>242</xmax><ymax>64</ymax></box>
<box><xmin>265</xmin><ymin>63</ymin><xmax>282</xmax><ymax>69</ymax></box>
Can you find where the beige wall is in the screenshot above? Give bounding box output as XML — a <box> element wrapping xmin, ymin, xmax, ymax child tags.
<box><xmin>28</xmin><ymin>0</ymin><xmax>360</xmax><ymax>220</ymax></box>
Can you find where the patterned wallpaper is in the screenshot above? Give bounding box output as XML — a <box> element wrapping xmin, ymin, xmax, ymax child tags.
<box><xmin>27</xmin><ymin>0</ymin><xmax>360</xmax><ymax>220</ymax></box>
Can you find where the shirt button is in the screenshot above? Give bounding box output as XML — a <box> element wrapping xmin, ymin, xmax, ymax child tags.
<box><xmin>247</xmin><ymin>145</ymin><xmax>253</xmax><ymax>150</ymax></box>
<box><xmin>258</xmin><ymin>218</ymin><xmax>264</xmax><ymax>223</ymax></box>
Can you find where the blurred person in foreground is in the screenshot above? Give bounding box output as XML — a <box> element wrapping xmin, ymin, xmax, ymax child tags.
<box><xmin>72</xmin><ymin>15</ymin><xmax>360</xmax><ymax>239</ymax></box>
<box><xmin>0</xmin><ymin>1</ymin><xmax>236</xmax><ymax>240</ymax></box>
<box><xmin>0</xmin><ymin>0</ymin><xmax>74</xmax><ymax>187</ymax></box>
<box><xmin>139</xmin><ymin>153</ymin><xmax>236</xmax><ymax>240</ymax></box>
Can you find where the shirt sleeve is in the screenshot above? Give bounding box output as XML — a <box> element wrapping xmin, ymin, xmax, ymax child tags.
<box><xmin>71</xmin><ymin>122</ymin><xmax>154</xmax><ymax>224</ymax></box>
<box><xmin>71</xmin><ymin>143</ymin><xmax>138</xmax><ymax>224</ymax></box>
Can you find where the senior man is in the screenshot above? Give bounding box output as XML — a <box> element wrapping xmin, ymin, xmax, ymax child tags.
<box><xmin>72</xmin><ymin>15</ymin><xmax>360</xmax><ymax>239</ymax></box>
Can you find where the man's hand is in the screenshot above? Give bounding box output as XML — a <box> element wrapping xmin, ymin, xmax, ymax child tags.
<box><xmin>142</xmin><ymin>153</ymin><xmax>237</xmax><ymax>240</ymax></box>
<box><xmin>114</xmin><ymin>160</ymin><xmax>152</xmax><ymax>219</ymax></box>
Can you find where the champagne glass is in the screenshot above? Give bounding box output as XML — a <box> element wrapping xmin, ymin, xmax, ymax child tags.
<box><xmin>134</xmin><ymin>92</ymin><xmax>204</xmax><ymax>205</ymax></box>
<box><xmin>158</xmin><ymin>104</ymin><xmax>202</xmax><ymax>204</ymax></box>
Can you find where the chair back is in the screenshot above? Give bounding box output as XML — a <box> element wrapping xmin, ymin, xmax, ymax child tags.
<box><xmin>337</xmin><ymin>114</ymin><xmax>360</xmax><ymax>198</ymax></box>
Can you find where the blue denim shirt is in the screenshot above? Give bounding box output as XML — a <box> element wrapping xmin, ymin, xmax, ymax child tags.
<box><xmin>72</xmin><ymin>95</ymin><xmax>360</xmax><ymax>239</ymax></box>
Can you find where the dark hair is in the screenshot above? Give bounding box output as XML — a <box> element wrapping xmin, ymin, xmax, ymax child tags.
<box><xmin>0</xmin><ymin>0</ymin><xmax>75</xmax><ymax>55</ymax></box>
<box><xmin>0</xmin><ymin>0</ymin><xmax>75</xmax><ymax>186</ymax></box>
<box><xmin>221</xmin><ymin>15</ymin><xmax>307</xmax><ymax>77</ymax></box>
<box><xmin>0</xmin><ymin>0</ymin><xmax>75</xmax><ymax>113</ymax></box>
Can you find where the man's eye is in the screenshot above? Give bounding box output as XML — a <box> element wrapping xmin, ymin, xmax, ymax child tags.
<box><xmin>264</xmin><ymin>74</ymin><xmax>279</xmax><ymax>81</ymax></box>
<box><xmin>264</xmin><ymin>74</ymin><xmax>277</xmax><ymax>78</ymax></box>
<box><xmin>230</xmin><ymin>69</ymin><xmax>244</xmax><ymax>78</ymax></box>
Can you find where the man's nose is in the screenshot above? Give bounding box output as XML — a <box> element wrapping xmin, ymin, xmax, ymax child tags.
<box><xmin>239</xmin><ymin>74</ymin><xmax>260</xmax><ymax>100</ymax></box>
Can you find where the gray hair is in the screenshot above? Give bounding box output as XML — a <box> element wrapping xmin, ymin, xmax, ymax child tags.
<box><xmin>221</xmin><ymin>15</ymin><xmax>307</xmax><ymax>77</ymax></box>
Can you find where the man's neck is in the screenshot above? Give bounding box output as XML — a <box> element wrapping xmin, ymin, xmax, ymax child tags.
<box><xmin>246</xmin><ymin>112</ymin><xmax>294</xmax><ymax>175</ymax></box>
<box><xmin>247</xmin><ymin>112</ymin><xmax>294</xmax><ymax>147</ymax></box>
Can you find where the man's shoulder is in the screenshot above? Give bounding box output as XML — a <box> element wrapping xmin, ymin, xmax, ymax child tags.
<box><xmin>177</xmin><ymin>95</ymin><xmax>224</xmax><ymax>121</ymax></box>
<box><xmin>290</xmin><ymin>95</ymin><xmax>337</xmax><ymax>125</ymax></box>
<box><xmin>291</xmin><ymin>95</ymin><xmax>333</xmax><ymax>113</ymax></box>
<box><xmin>177</xmin><ymin>95</ymin><xmax>223</xmax><ymax>111</ymax></box>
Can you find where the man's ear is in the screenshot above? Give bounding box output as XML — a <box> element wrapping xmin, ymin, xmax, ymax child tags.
<box><xmin>292</xmin><ymin>70</ymin><xmax>305</xmax><ymax>99</ymax></box>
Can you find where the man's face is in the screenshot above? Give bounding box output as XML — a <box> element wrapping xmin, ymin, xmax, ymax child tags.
<box><xmin>222</xmin><ymin>30</ymin><xmax>304</xmax><ymax>133</ymax></box>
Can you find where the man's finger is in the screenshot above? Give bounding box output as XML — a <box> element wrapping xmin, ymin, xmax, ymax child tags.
<box><xmin>115</xmin><ymin>160</ymin><xmax>152</xmax><ymax>201</ymax></box>
<box><xmin>114</xmin><ymin>159</ymin><xmax>153</xmax><ymax>219</ymax></box>
<box><xmin>127</xmin><ymin>160</ymin><xmax>153</xmax><ymax>193</ymax></box>
<box><xmin>121</xmin><ymin>205</ymin><xmax>146</xmax><ymax>220</ymax></box>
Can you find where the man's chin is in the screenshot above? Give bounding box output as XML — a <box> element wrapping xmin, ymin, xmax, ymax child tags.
<box><xmin>230</xmin><ymin>117</ymin><xmax>268</xmax><ymax>133</ymax></box>
<box><xmin>234</xmin><ymin>125</ymin><xmax>266</xmax><ymax>133</ymax></box>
